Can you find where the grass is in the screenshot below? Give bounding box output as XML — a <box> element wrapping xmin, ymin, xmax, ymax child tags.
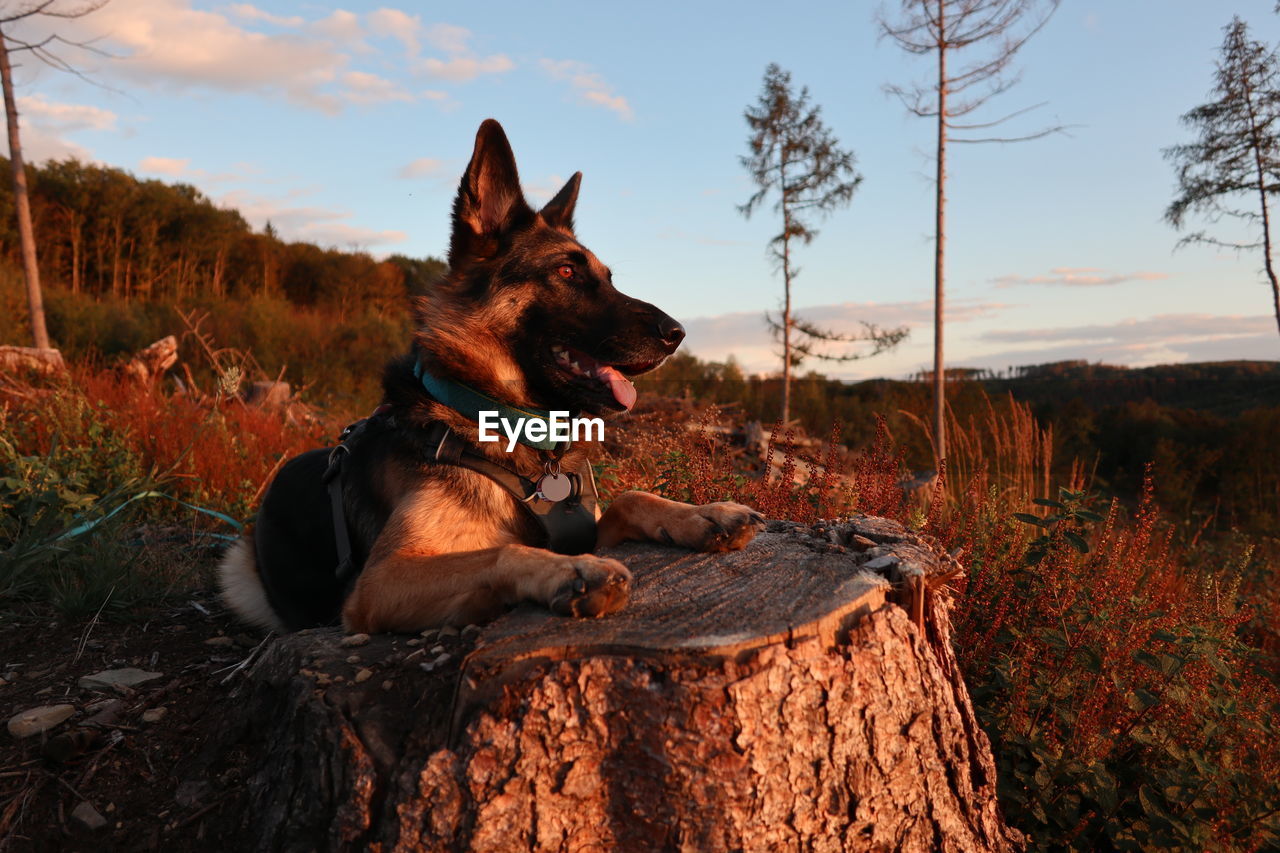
<box><xmin>0</xmin><ymin>364</ymin><xmax>339</xmax><ymax>617</ymax></box>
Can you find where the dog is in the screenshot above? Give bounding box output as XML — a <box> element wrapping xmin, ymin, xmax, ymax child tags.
<box><xmin>218</xmin><ymin>119</ymin><xmax>765</xmax><ymax>634</ymax></box>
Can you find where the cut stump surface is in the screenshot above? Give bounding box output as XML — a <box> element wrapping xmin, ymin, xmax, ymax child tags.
<box><xmin>218</xmin><ymin>518</ymin><xmax>1017</xmax><ymax>852</ymax></box>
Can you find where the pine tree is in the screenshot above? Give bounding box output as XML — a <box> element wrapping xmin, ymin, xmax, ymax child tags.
<box><xmin>739</xmin><ymin>64</ymin><xmax>885</xmax><ymax>425</ymax></box>
<box><xmin>1166</xmin><ymin>17</ymin><xmax>1280</xmax><ymax>340</ymax></box>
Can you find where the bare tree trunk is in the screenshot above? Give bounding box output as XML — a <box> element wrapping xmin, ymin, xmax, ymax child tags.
<box><xmin>1243</xmin><ymin>77</ymin><xmax>1280</xmax><ymax>339</ymax></box>
<box><xmin>0</xmin><ymin>29</ymin><xmax>49</xmax><ymax>350</ymax></box>
<box><xmin>780</xmin><ymin>158</ymin><xmax>793</xmax><ymax>426</ymax></box>
<box><xmin>208</xmin><ymin>519</ymin><xmax>1019</xmax><ymax>851</ymax></box>
<box><xmin>933</xmin><ymin>0</ymin><xmax>948</xmax><ymax>467</ymax></box>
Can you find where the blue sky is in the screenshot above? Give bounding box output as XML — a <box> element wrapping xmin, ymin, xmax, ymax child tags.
<box><xmin>12</xmin><ymin>0</ymin><xmax>1280</xmax><ymax>377</ymax></box>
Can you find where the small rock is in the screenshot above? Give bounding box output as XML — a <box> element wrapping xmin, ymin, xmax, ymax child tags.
<box><xmin>35</xmin><ymin>687</ymin><xmax>52</xmax><ymax>696</ymax></box>
<box><xmin>461</xmin><ymin>624</ymin><xmax>481</xmax><ymax>639</ymax></box>
<box><xmin>381</xmin><ymin>680</ymin><xmax>394</xmax><ymax>690</ymax></box>
<box><xmin>8</xmin><ymin>704</ymin><xmax>76</xmax><ymax>738</ymax></box>
<box><xmin>420</xmin><ymin>628</ymin><xmax>439</xmax><ymax>641</ymax></box>
<box><xmin>406</xmin><ymin>638</ymin><xmax>422</xmax><ymax>647</ymax></box>
<box><xmin>345</xmin><ymin>655</ymin><xmax>361</xmax><ymax>664</ymax></box>
<box><xmin>438</xmin><ymin>625</ymin><xmax>459</xmax><ymax>638</ymax></box>
<box><xmin>429</xmin><ymin>645</ymin><xmax>445</xmax><ymax>656</ymax></box>
<box><xmin>71</xmin><ymin>801</ymin><xmax>107</xmax><ymax>831</ymax></box>
<box><xmin>141</xmin><ymin>708</ymin><xmax>167</xmax><ymax>724</ymax></box>
<box><xmin>204</xmin><ymin>636</ymin><xmax>234</xmax><ymax>647</ymax></box>
<box><xmin>340</xmin><ymin>633</ymin><xmax>370</xmax><ymax>648</ymax></box>
<box><xmin>434</xmin><ymin>652</ymin><xmax>452</xmax><ymax>667</ymax></box>
<box><xmin>78</xmin><ymin>668</ymin><xmax>163</xmax><ymax>692</ymax></box>
<box><xmin>84</xmin><ymin>699</ymin><xmax>126</xmax><ymax>728</ymax></box>
<box><xmin>354</xmin><ymin>668</ymin><xmax>373</xmax><ymax>684</ymax></box>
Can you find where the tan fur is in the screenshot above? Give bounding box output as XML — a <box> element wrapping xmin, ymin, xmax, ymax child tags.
<box><xmin>598</xmin><ymin>492</ymin><xmax>764</xmax><ymax>553</ymax></box>
<box><xmin>217</xmin><ymin>538</ymin><xmax>286</xmax><ymax>633</ymax></box>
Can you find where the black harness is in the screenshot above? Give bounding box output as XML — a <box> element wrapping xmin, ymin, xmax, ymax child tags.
<box><xmin>322</xmin><ymin>413</ymin><xmax>598</xmax><ymax>584</ymax></box>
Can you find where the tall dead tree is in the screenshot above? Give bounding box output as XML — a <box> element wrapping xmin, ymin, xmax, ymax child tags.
<box><xmin>0</xmin><ymin>0</ymin><xmax>107</xmax><ymax>349</ymax></box>
<box><xmin>880</xmin><ymin>0</ymin><xmax>1061</xmax><ymax>466</ymax></box>
<box><xmin>1166</xmin><ymin>17</ymin><xmax>1280</xmax><ymax>341</ymax></box>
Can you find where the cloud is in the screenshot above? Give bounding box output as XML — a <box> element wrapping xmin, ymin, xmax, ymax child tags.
<box><xmin>18</xmin><ymin>127</ymin><xmax>93</xmax><ymax>163</ymax></box>
<box><xmin>217</xmin><ymin>188</ymin><xmax>406</xmax><ymax>250</ymax></box>
<box><xmin>340</xmin><ymin>70</ymin><xmax>412</xmax><ymax>105</ymax></box>
<box><xmin>10</xmin><ymin>95</ymin><xmax>116</xmax><ymax>163</ymax></box>
<box><xmin>681</xmin><ymin>300</ymin><xmax>1004</xmax><ymax>374</ymax></box>
<box><xmin>539</xmin><ymin>59</ymin><xmax>634</xmax><ymax>121</ymax></box>
<box><xmin>423</xmin><ymin>23</ymin><xmax>471</xmax><ymax>55</ymax></box>
<box><xmin>140</xmin><ymin>156</ymin><xmax>190</xmax><ymax>176</ymax></box>
<box><xmin>72</xmin><ymin>0</ymin><xmax>348</xmax><ymax>111</ymax></box>
<box><xmin>968</xmin><ymin>312</ymin><xmax>1277</xmax><ymax>372</ymax></box>
<box><xmin>367</xmin><ymin>7</ymin><xmax>421</xmax><ymax>57</ymax></box>
<box><xmin>993</xmin><ymin>266</ymin><xmax>1169</xmax><ymax>288</ymax></box>
<box><xmin>523</xmin><ymin>173</ymin><xmax>566</xmax><ymax>206</ymax></box>
<box><xmin>311</xmin><ymin>9</ymin><xmax>363</xmax><ymax>42</ymax></box>
<box><xmin>225</xmin><ymin>4</ymin><xmax>303</xmax><ymax>28</ymax></box>
<box><xmin>981</xmin><ymin>313</ymin><xmax>1273</xmax><ymax>345</ymax></box>
<box><xmin>397</xmin><ymin>157</ymin><xmax>445</xmax><ymax>179</ymax></box>
<box><xmin>17</xmin><ymin>95</ymin><xmax>115</xmax><ymax>132</ymax></box>
<box><xmin>421</xmin><ymin>54</ymin><xmax>514</xmax><ymax>81</ymax></box>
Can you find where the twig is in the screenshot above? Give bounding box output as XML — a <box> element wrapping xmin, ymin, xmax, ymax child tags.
<box><xmin>73</xmin><ymin>586</ymin><xmax>114</xmax><ymax>664</ymax></box>
<box><xmin>217</xmin><ymin>632</ymin><xmax>274</xmax><ymax>685</ymax></box>
<box><xmin>171</xmin><ymin>793</ymin><xmax>231</xmax><ymax>832</ymax></box>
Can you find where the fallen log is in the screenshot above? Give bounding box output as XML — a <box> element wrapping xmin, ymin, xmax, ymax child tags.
<box><xmin>0</xmin><ymin>345</ymin><xmax>64</xmax><ymax>376</ymax></box>
<box><xmin>217</xmin><ymin>518</ymin><xmax>1017</xmax><ymax>852</ymax></box>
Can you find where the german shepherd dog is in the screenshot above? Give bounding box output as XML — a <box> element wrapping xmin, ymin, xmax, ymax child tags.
<box><xmin>218</xmin><ymin>119</ymin><xmax>764</xmax><ymax>634</ymax></box>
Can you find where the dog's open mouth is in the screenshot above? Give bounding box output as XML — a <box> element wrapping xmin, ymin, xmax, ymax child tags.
<box><xmin>550</xmin><ymin>344</ymin><xmax>662</xmax><ymax>411</ymax></box>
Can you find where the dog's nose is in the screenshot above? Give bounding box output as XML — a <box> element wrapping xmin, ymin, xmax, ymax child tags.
<box><xmin>657</xmin><ymin>316</ymin><xmax>685</xmax><ymax>349</ymax></box>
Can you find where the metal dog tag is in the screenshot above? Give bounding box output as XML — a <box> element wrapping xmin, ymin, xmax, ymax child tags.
<box><xmin>536</xmin><ymin>472</ymin><xmax>572</xmax><ymax>502</ymax></box>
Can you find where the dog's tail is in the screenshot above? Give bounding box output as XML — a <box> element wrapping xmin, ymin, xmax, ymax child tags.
<box><xmin>217</xmin><ymin>537</ymin><xmax>286</xmax><ymax>633</ymax></box>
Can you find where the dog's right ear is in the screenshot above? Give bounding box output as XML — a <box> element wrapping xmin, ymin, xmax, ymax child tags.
<box><xmin>449</xmin><ymin>119</ymin><xmax>533</xmax><ymax>266</ymax></box>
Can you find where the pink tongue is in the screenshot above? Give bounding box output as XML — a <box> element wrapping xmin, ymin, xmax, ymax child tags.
<box><xmin>595</xmin><ymin>365</ymin><xmax>636</xmax><ymax>410</ymax></box>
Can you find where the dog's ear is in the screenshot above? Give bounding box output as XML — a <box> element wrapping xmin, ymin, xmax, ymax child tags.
<box><xmin>540</xmin><ymin>172</ymin><xmax>582</xmax><ymax>232</ymax></box>
<box><xmin>449</xmin><ymin>119</ymin><xmax>533</xmax><ymax>265</ymax></box>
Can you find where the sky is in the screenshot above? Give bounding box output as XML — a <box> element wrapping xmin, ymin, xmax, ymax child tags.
<box><xmin>8</xmin><ymin>0</ymin><xmax>1280</xmax><ymax>378</ymax></box>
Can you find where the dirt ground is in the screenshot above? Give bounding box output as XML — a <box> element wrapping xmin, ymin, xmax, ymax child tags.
<box><xmin>0</xmin><ymin>592</ymin><xmax>263</xmax><ymax>851</ymax></box>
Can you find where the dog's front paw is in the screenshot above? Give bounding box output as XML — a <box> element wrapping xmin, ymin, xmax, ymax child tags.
<box><xmin>548</xmin><ymin>555</ymin><xmax>632</xmax><ymax>618</ymax></box>
<box><xmin>669</xmin><ymin>502</ymin><xmax>766</xmax><ymax>553</ymax></box>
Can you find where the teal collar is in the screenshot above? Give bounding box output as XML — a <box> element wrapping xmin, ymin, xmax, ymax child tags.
<box><xmin>413</xmin><ymin>359</ymin><xmax>563</xmax><ymax>451</ymax></box>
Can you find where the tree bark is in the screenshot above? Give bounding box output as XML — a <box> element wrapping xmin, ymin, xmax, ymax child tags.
<box><xmin>0</xmin><ymin>28</ymin><xmax>49</xmax><ymax>350</ymax></box>
<box><xmin>216</xmin><ymin>518</ymin><xmax>1018</xmax><ymax>852</ymax></box>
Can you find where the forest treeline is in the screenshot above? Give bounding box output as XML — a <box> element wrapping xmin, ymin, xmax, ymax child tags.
<box><xmin>0</xmin><ymin>156</ymin><xmax>446</xmax><ymax>309</ymax></box>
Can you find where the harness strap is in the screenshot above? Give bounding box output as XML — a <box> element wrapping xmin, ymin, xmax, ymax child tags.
<box><xmin>324</xmin><ymin>414</ymin><xmax>597</xmax><ymax>584</ymax></box>
<box><xmin>322</xmin><ymin>445</ymin><xmax>355</xmax><ymax>583</ymax></box>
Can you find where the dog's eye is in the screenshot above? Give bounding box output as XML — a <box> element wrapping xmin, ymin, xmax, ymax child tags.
<box><xmin>557</xmin><ymin>264</ymin><xmax>575</xmax><ymax>280</ymax></box>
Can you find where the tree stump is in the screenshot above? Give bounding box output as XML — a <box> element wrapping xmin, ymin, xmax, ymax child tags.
<box><xmin>121</xmin><ymin>335</ymin><xmax>179</xmax><ymax>384</ymax></box>
<box><xmin>0</xmin><ymin>345</ymin><xmax>64</xmax><ymax>376</ymax></box>
<box><xmin>220</xmin><ymin>518</ymin><xmax>1017</xmax><ymax>852</ymax></box>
